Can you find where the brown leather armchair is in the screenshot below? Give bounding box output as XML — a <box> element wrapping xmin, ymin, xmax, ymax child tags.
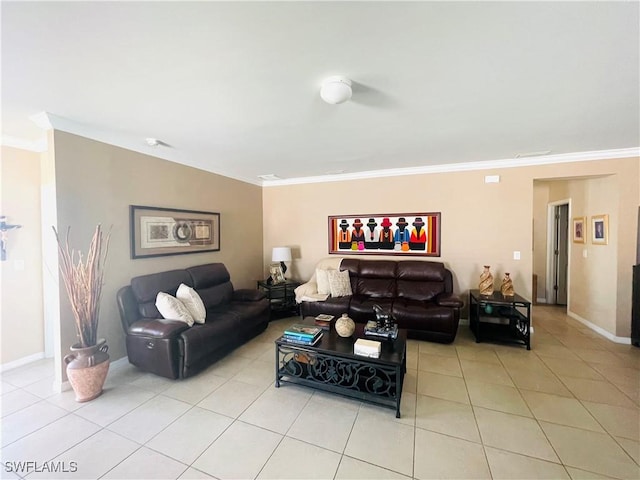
<box><xmin>299</xmin><ymin>259</ymin><xmax>463</xmax><ymax>343</ymax></box>
<box><xmin>117</xmin><ymin>263</ymin><xmax>269</xmax><ymax>379</ymax></box>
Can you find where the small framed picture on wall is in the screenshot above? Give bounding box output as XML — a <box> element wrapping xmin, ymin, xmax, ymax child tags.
<box><xmin>572</xmin><ymin>217</ymin><xmax>586</xmax><ymax>244</ymax></box>
<box><xmin>591</xmin><ymin>214</ymin><xmax>609</xmax><ymax>245</ymax></box>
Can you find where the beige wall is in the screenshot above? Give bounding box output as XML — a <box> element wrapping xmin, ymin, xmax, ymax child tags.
<box><xmin>535</xmin><ymin>175</ymin><xmax>619</xmax><ymax>335</ymax></box>
<box><xmin>264</xmin><ymin>168</ymin><xmax>536</xmax><ymax>310</ymax></box>
<box><xmin>263</xmin><ymin>157</ymin><xmax>639</xmax><ymax>338</ymax></box>
<box><xmin>532</xmin><ymin>182</ymin><xmax>550</xmax><ymax>301</ymax></box>
<box><xmin>48</xmin><ymin>131</ymin><xmax>264</xmax><ymax>380</ymax></box>
<box><xmin>1</xmin><ymin>146</ymin><xmax>45</xmax><ymax>365</ymax></box>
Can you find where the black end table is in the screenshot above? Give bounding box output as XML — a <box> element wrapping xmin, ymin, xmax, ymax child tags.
<box><xmin>469</xmin><ymin>290</ymin><xmax>532</xmax><ymax>350</ymax></box>
<box><xmin>257</xmin><ymin>280</ymin><xmax>300</xmax><ymax>319</ymax></box>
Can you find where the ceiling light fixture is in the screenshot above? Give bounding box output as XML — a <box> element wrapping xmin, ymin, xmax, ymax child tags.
<box><xmin>145</xmin><ymin>137</ymin><xmax>160</xmax><ymax>147</ymax></box>
<box><xmin>320</xmin><ymin>76</ymin><xmax>352</xmax><ymax>104</ymax></box>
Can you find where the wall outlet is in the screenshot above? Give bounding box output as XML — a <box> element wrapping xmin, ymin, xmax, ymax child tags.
<box><xmin>583</xmin><ymin>249</ymin><xmax>588</xmax><ymax>258</ymax></box>
<box><xmin>513</xmin><ymin>251</ymin><xmax>521</xmax><ymax>260</ymax></box>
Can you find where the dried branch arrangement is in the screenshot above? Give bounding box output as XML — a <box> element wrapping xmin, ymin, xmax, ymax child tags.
<box><xmin>53</xmin><ymin>225</ymin><xmax>111</xmax><ymax>347</ymax></box>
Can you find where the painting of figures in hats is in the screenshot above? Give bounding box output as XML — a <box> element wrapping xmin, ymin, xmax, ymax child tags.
<box><xmin>328</xmin><ymin>213</ymin><xmax>441</xmax><ymax>256</ymax></box>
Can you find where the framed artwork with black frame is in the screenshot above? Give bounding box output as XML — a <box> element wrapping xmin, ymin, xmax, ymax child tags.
<box><xmin>130</xmin><ymin>205</ymin><xmax>220</xmax><ymax>259</ymax></box>
<box><xmin>328</xmin><ymin>213</ymin><xmax>441</xmax><ymax>256</ymax></box>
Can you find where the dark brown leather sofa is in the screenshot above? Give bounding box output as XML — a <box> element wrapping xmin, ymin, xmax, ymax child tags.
<box><xmin>117</xmin><ymin>263</ymin><xmax>269</xmax><ymax>379</ymax></box>
<box><xmin>299</xmin><ymin>259</ymin><xmax>463</xmax><ymax>343</ymax></box>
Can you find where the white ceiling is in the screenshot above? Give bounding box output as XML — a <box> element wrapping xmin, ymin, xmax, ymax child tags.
<box><xmin>2</xmin><ymin>1</ymin><xmax>639</xmax><ymax>185</ymax></box>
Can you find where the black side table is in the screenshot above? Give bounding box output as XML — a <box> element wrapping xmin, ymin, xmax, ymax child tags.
<box><xmin>469</xmin><ymin>290</ymin><xmax>531</xmax><ymax>350</ymax></box>
<box><xmin>257</xmin><ymin>280</ymin><xmax>300</xmax><ymax>320</ymax></box>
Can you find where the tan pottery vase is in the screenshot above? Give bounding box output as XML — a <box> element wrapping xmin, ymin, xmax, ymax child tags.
<box><xmin>479</xmin><ymin>265</ymin><xmax>494</xmax><ymax>296</ymax></box>
<box><xmin>335</xmin><ymin>313</ymin><xmax>355</xmax><ymax>337</ymax></box>
<box><xmin>501</xmin><ymin>272</ymin><xmax>515</xmax><ymax>296</ymax></box>
<box><xmin>64</xmin><ymin>338</ymin><xmax>110</xmax><ymax>402</ymax></box>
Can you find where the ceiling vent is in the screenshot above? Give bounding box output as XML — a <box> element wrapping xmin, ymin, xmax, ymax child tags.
<box><xmin>258</xmin><ymin>174</ymin><xmax>282</xmax><ymax>181</ymax></box>
<box><xmin>515</xmin><ymin>150</ymin><xmax>552</xmax><ymax>158</ymax></box>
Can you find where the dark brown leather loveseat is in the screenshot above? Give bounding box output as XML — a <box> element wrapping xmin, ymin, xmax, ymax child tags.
<box><xmin>116</xmin><ymin>263</ymin><xmax>269</xmax><ymax>379</ymax></box>
<box><xmin>299</xmin><ymin>259</ymin><xmax>463</xmax><ymax>343</ymax></box>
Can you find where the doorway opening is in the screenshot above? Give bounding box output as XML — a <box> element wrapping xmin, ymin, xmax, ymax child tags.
<box><xmin>546</xmin><ymin>200</ymin><xmax>570</xmax><ymax>306</ymax></box>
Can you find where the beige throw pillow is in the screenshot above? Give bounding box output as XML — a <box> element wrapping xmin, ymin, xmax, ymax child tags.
<box><xmin>176</xmin><ymin>283</ymin><xmax>206</xmax><ymax>324</ymax></box>
<box><xmin>328</xmin><ymin>269</ymin><xmax>352</xmax><ymax>297</ymax></box>
<box><xmin>155</xmin><ymin>292</ymin><xmax>195</xmax><ymax>326</ymax></box>
<box><xmin>316</xmin><ymin>268</ymin><xmax>333</xmax><ymax>295</ymax></box>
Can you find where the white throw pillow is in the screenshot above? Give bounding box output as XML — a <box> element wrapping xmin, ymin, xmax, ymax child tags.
<box><xmin>328</xmin><ymin>269</ymin><xmax>352</xmax><ymax>297</ymax></box>
<box><xmin>155</xmin><ymin>292</ymin><xmax>195</xmax><ymax>326</ymax></box>
<box><xmin>176</xmin><ymin>283</ymin><xmax>206</xmax><ymax>324</ymax></box>
<box><xmin>316</xmin><ymin>268</ymin><xmax>333</xmax><ymax>295</ymax></box>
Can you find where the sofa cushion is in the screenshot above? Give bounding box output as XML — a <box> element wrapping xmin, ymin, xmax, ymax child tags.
<box><xmin>187</xmin><ymin>263</ymin><xmax>234</xmax><ymax>308</ymax></box>
<box><xmin>346</xmin><ymin>259</ymin><xmax>397</xmax><ymax>297</ymax></box>
<box><xmin>392</xmin><ymin>299</ymin><xmax>454</xmax><ymax>332</ymax></box>
<box><xmin>156</xmin><ymin>292</ymin><xmax>195</xmax><ymax>326</ymax></box>
<box><xmin>397</xmin><ymin>260</ymin><xmax>446</xmax><ymax>282</ymax></box>
<box><xmin>349</xmin><ymin>296</ymin><xmax>393</xmax><ymax>322</ymax></box>
<box><xmin>328</xmin><ymin>269</ymin><xmax>352</xmax><ymax>297</ymax></box>
<box><xmin>300</xmin><ymin>296</ymin><xmax>351</xmax><ymax>318</ymax></box>
<box><xmin>397</xmin><ymin>261</ymin><xmax>446</xmax><ymax>301</ymax></box>
<box><xmin>197</xmin><ymin>282</ymin><xmax>234</xmax><ymax>309</ymax></box>
<box><xmin>316</xmin><ymin>268</ymin><xmax>332</xmax><ymax>295</ymax></box>
<box><xmin>180</xmin><ymin>314</ymin><xmax>240</xmax><ymax>367</ymax></box>
<box><xmin>177</xmin><ymin>283</ymin><xmax>206</xmax><ymax>323</ymax></box>
<box><xmin>355</xmin><ymin>277</ymin><xmax>396</xmax><ymax>298</ymax></box>
<box><xmin>187</xmin><ymin>263</ymin><xmax>231</xmax><ymax>288</ymax></box>
<box><xmin>358</xmin><ymin>260</ymin><xmax>397</xmax><ymax>279</ymax></box>
<box><xmin>131</xmin><ymin>269</ymin><xmax>192</xmax><ymax>318</ymax></box>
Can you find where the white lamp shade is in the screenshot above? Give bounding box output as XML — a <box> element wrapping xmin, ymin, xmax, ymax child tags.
<box><xmin>272</xmin><ymin>247</ymin><xmax>292</xmax><ymax>262</ymax></box>
<box><xmin>320</xmin><ymin>76</ymin><xmax>352</xmax><ymax>104</ymax></box>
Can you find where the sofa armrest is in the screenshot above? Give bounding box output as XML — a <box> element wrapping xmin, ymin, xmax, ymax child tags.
<box><xmin>233</xmin><ymin>289</ymin><xmax>265</xmax><ymax>302</ymax></box>
<box><xmin>436</xmin><ymin>292</ymin><xmax>464</xmax><ymax>309</ymax></box>
<box><xmin>128</xmin><ymin>318</ymin><xmax>191</xmax><ymax>338</ymax></box>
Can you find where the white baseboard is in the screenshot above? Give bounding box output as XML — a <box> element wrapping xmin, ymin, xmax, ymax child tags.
<box><xmin>567</xmin><ymin>311</ymin><xmax>631</xmax><ymax>344</ymax></box>
<box><xmin>0</xmin><ymin>352</ymin><xmax>46</xmax><ymax>373</ymax></box>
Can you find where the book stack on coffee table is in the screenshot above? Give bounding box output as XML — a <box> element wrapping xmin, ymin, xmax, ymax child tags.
<box><xmin>281</xmin><ymin>324</ymin><xmax>323</xmax><ymax>346</ymax></box>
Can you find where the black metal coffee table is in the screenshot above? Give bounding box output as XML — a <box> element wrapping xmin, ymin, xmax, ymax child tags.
<box><xmin>275</xmin><ymin>321</ymin><xmax>407</xmax><ymax>417</ymax></box>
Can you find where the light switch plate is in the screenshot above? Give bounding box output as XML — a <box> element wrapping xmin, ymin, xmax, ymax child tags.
<box><xmin>513</xmin><ymin>251</ymin><xmax>521</xmax><ymax>260</ymax></box>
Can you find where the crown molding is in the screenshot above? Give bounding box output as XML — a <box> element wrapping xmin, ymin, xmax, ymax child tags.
<box><xmin>0</xmin><ymin>135</ymin><xmax>48</xmax><ymax>152</ymax></box>
<box><xmin>35</xmin><ymin>112</ymin><xmax>263</xmax><ymax>186</ymax></box>
<box><xmin>6</xmin><ymin>112</ymin><xmax>638</xmax><ymax>187</ymax></box>
<box><xmin>262</xmin><ymin>147</ymin><xmax>640</xmax><ymax>186</ymax></box>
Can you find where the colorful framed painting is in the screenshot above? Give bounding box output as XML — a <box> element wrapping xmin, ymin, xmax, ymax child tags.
<box><xmin>591</xmin><ymin>214</ymin><xmax>609</xmax><ymax>245</ymax></box>
<box><xmin>328</xmin><ymin>213</ymin><xmax>441</xmax><ymax>256</ymax></box>
<box><xmin>130</xmin><ymin>205</ymin><xmax>220</xmax><ymax>259</ymax></box>
<box><xmin>572</xmin><ymin>217</ymin><xmax>586</xmax><ymax>244</ymax></box>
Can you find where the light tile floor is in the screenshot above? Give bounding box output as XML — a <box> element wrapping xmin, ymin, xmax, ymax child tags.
<box><xmin>1</xmin><ymin>306</ymin><xmax>639</xmax><ymax>479</ymax></box>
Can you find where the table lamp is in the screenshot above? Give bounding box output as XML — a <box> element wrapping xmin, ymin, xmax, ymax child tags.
<box><xmin>272</xmin><ymin>247</ymin><xmax>292</xmax><ymax>277</ymax></box>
